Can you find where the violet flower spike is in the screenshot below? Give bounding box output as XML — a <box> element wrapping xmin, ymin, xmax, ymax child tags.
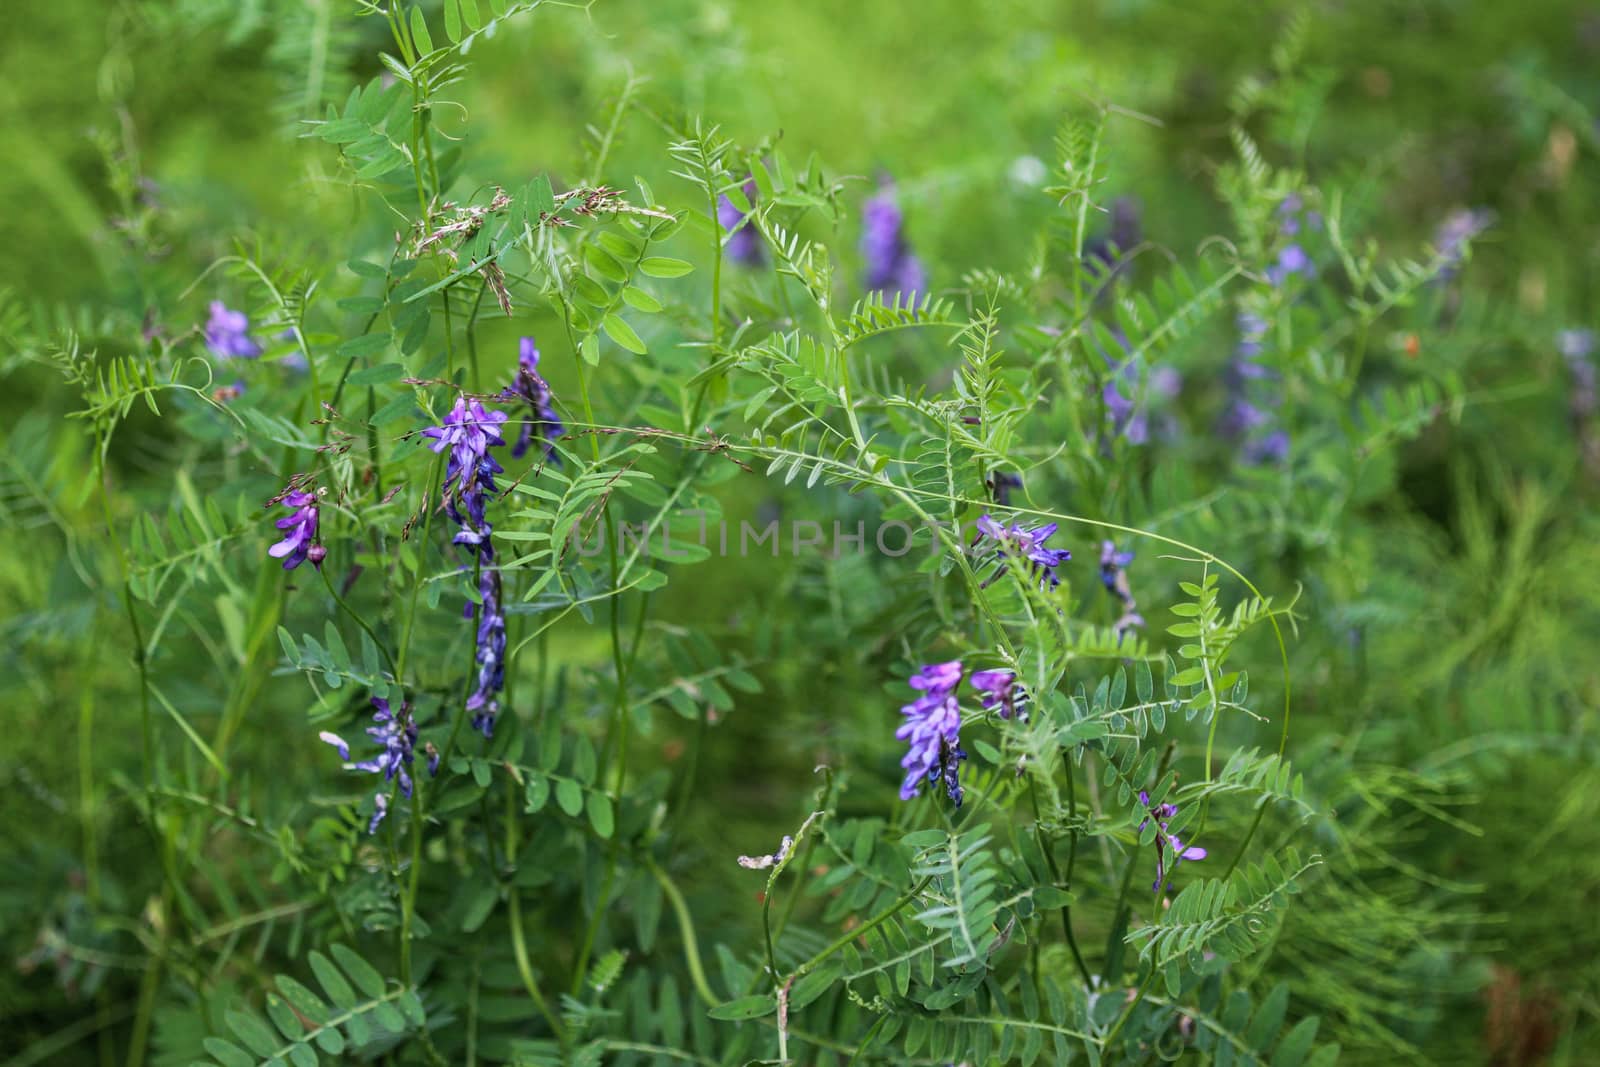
<box><xmin>319</xmin><ymin>696</ymin><xmax>435</xmax><ymax>835</ymax></box>
<box><xmin>502</xmin><ymin>338</ymin><xmax>566</xmax><ymax>461</ymax></box>
<box><xmin>717</xmin><ymin>178</ymin><xmax>764</xmax><ymax>266</ymax></box>
<box><xmin>1138</xmin><ymin>789</ymin><xmax>1206</xmax><ymax>893</ymax></box>
<box><xmin>861</xmin><ymin>181</ymin><xmax>927</xmax><ymax>297</ymax></box>
<box><xmin>204</xmin><ymin>301</ymin><xmax>263</xmax><ymax>360</ymax></box>
<box><xmin>268</xmin><ymin>489</ymin><xmax>321</xmax><ymax>571</ymax></box>
<box><xmin>974</xmin><ymin>514</ymin><xmax>1071</xmax><ymax>590</ymax></box>
<box><xmin>466</xmin><ymin>564</ymin><xmax>507</xmax><ymax>737</ymax></box>
<box><xmin>896</xmin><ymin>661</ymin><xmax>965</xmax><ymax>807</ymax></box>
<box><xmin>969</xmin><ymin>669</ymin><xmax>1024</xmax><ymax>720</ymax></box>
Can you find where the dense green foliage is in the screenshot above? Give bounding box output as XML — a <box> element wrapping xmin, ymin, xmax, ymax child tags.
<box><xmin>3</xmin><ymin>3</ymin><xmax>1599</xmax><ymax>1066</ymax></box>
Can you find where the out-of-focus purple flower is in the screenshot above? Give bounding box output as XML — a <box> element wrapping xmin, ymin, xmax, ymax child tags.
<box><xmin>1432</xmin><ymin>208</ymin><xmax>1492</xmax><ymax>280</ymax></box>
<box><xmin>276</xmin><ymin>327</ymin><xmax>308</xmax><ymax>372</ymax></box>
<box><xmin>970</xmin><ymin>669</ymin><xmax>1024</xmax><ymax>720</ymax></box>
<box><xmin>988</xmin><ymin>471</ymin><xmax>1023</xmax><ymax>506</ymax></box>
<box><xmin>975</xmin><ymin>514</ymin><xmax>1071</xmax><ymax>590</ymax></box>
<box><xmin>1099</xmin><ymin>541</ymin><xmax>1144</xmax><ymax>638</ymax></box>
<box><xmin>1138</xmin><ymin>789</ymin><xmax>1206</xmax><ymax>894</ymax></box>
<box><xmin>897</xmin><ymin>661</ymin><xmax>966</xmax><ymax>807</ymax></box>
<box><xmin>467</xmin><ymin>565</ymin><xmax>506</xmax><ymax>737</ymax></box>
<box><xmin>205</xmin><ymin>301</ymin><xmax>263</xmax><ymax>359</ymax></box>
<box><xmin>1267</xmin><ymin>243</ymin><xmax>1313</xmax><ymax>287</ymax></box>
<box><xmin>501</xmin><ymin>338</ymin><xmax>565</xmax><ymax>461</ymax></box>
<box><xmin>423</xmin><ymin>397</ymin><xmax>508</xmax><ymax>541</ymax></box>
<box><xmin>1086</xmin><ymin>196</ymin><xmax>1142</xmax><ymax>274</ymax></box>
<box><xmin>1098</xmin><ymin>332</ymin><xmax>1180</xmax><ymax>447</ymax></box>
<box><xmin>718</xmin><ymin>178</ymin><xmax>764</xmax><ymax>266</ymax></box>
<box><xmin>321</xmin><ymin>696</ymin><xmax>436</xmax><ymax>834</ymax></box>
<box><xmin>1222</xmin><ymin>311</ymin><xmax>1289</xmax><ymax>465</ymax></box>
<box><xmin>1559</xmin><ymin>329</ymin><xmax>1596</xmax><ymax>363</ymax></box>
<box><xmin>268</xmin><ymin>488</ymin><xmax>321</xmax><ymax>570</ymax></box>
<box><xmin>862</xmin><ymin>182</ymin><xmax>926</xmax><ymax>297</ymax></box>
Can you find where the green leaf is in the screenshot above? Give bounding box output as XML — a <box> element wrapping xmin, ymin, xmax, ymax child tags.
<box><xmin>202</xmin><ymin>1037</ymin><xmax>255</xmax><ymax>1067</ymax></box>
<box><xmin>273</xmin><ymin>977</ymin><xmax>329</xmax><ymax>1027</ymax></box>
<box><xmin>398</xmin><ymin>990</ymin><xmax>426</xmax><ymax>1027</ymax></box>
<box><xmin>707</xmin><ymin>995</ymin><xmax>775</xmax><ymax>1020</ymax></box>
<box><xmin>638</xmin><ymin>256</ymin><xmax>693</xmax><ymax>278</ymax></box>
<box><xmin>409</xmin><ymin>7</ymin><xmax>435</xmax><ymax>54</ymax></box>
<box><xmin>603</xmin><ymin>314</ymin><xmax>647</xmax><ymax>354</ymax></box>
<box><xmin>265</xmin><ymin>994</ymin><xmax>306</xmax><ymax>1042</ymax></box>
<box><xmin>224</xmin><ymin>1011</ymin><xmax>279</xmax><ymax>1058</ymax></box>
<box><xmin>621</xmin><ymin>286</ymin><xmax>662</xmax><ymax>313</ymax></box>
<box><xmin>330</xmin><ymin>945</ymin><xmax>385</xmax><ymax>999</ymax></box>
<box><xmin>308</xmin><ymin>951</ymin><xmax>357</xmax><ymax>1009</ymax></box>
<box><xmin>443</xmin><ymin>0</ymin><xmax>462</xmax><ymax>42</ymax></box>
<box><xmin>555</xmin><ymin>778</ymin><xmax>583</xmax><ymax>817</ymax></box>
<box><xmin>527</xmin><ymin>174</ymin><xmax>556</xmax><ymax>216</ymax></box>
<box><xmin>525</xmin><ymin>773</ymin><xmax>550</xmax><ymax>812</ymax></box>
<box><xmin>587</xmin><ymin>791</ymin><xmax>615</xmax><ymax>838</ymax></box>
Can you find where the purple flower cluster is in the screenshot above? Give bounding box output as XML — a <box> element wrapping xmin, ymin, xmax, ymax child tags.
<box><xmin>896</xmin><ymin>661</ymin><xmax>966</xmax><ymax>806</ymax></box>
<box><xmin>321</xmin><ymin>696</ymin><xmax>438</xmax><ymax>833</ymax></box>
<box><xmin>1099</xmin><ymin>541</ymin><xmax>1144</xmax><ymax>638</ymax></box>
<box><xmin>974</xmin><ymin>514</ymin><xmax>1071</xmax><ymax>590</ymax></box>
<box><xmin>501</xmin><ymin>338</ymin><xmax>565</xmax><ymax>461</ymax></box>
<box><xmin>204</xmin><ymin>301</ymin><xmax>262</xmax><ymax>360</ymax></box>
<box><xmin>1085</xmin><ymin>196</ymin><xmax>1142</xmax><ymax>277</ymax></box>
<box><xmin>268</xmin><ymin>486</ymin><xmax>323</xmax><ymax>570</ymax></box>
<box><xmin>425</xmin><ymin>397</ymin><xmax>507</xmax><ymax>547</ymax></box>
<box><xmin>1560</xmin><ymin>329</ymin><xmax>1597</xmax><ymax>422</ymax></box>
<box><xmin>1266</xmin><ymin>194</ymin><xmax>1318</xmax><ymax>288</ymax></box>
<box><xmin>1432</xmin><ymin>208</ymin><xmax>1493</xmax><ymax>280</ymax></box>
<box><xmin>1221</xmin><ymin>312</ymin><xmax>1289</xmax><ymax>465</ymax></box>
<box><xmin>467</xmin><ymin>567</ymin><xmax>507</xmax><ymax>737</ymax></box>
<box><xmin>1138</xmin><ymin>790</ymin><xmax>1206</xmax><ymax>894</ymax></box>
<box><xmin>970</xmin><ymin>668</ymin><xmax>1024</xmax><ymax>720</ymax></box>
<box><xmin>423</xmin><ymin>397</ymin><xmax>510</xmax><ymax>736</ymax></box>
<box><xmin>861</xmin><ymin>181</ymin><xmax>926</xmax><ymax>297</ymax></box>
<box><xmin>717</xmin><ymin>177</ymin><xmax>764</xmax><ymax>266</ymax></box>
<box><xmin>1103</xmin><ymin>344</ymin><xmax>1182</xmax><ymax>447</ymax></box>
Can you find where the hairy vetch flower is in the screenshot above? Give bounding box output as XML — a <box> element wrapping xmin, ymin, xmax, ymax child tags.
<box><xmin>975</xmin><ymin>514</ymin><xmax>1071</xmax><ymax>590</ymax></box>
<box><xmin>424</xmin><ymin>396</ymin><xmax>508</xmax><ymax>541</ymax></box>
<box><xmin>1139</xmin><ymin>790</ymin><xmax>1206</xmax><ymax>894</ymax></box>
<box><xmin>861</xmin><ymin>181</ymin><xmax>926</xmax><ymax>296</ymax></box>
<box><xmin>268</xmin><ymin>488</ymin><xmax>321</xmax><ymax>570</ymax></box>
<box><xmin>320</xmin><ymin>696</ymin><xmax>435</xmax><ymax>834</ymax></box>
<box><xmin>1099</xmin><ymin>541</ymin><xmax>1145</xmax><ymax>637</ymax></box>
<box><xmin>1432</xmin><ymin>208</ymin><xmax>1492</xmax><ymax>280</ymax></box>
<box><xmin>987</xmin><ymin>470</ymin><xmax>1023</xmax><ymax>506</ymax></box>
<box><xmin>204</xmin><ymin>301</ymin><xmax>262</xmax><ymax>359</ymax></box>
<box><xmin>970</xmin><ymin>669</ymin><xmax>1024</xmax><ymax>720</ymax></box>
<box><xmin>502</xmin><ymin>338</ymin><xmax>565</xmax><ymax>461</ymax></box>
<box><xmin>1222</xmin><ymin>312</ymin><xmax>1289</xmax><ymax>465</ymax></box>
<box><xmin>718</xmin><ymin>178</ymin><xmax>764</xmax><ymax>266</ymax></box>
<box><xmin>897</xmin><ymin>661</ymin><xmax>966</xmax><ymax>807</ymax></box>
<box><xmin>467</xmin><ymin>565</ymin><xmax>507</xmax><ymax>737</ymax></box>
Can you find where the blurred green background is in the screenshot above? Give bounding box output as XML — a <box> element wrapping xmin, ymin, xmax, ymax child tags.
<box><xmin>4</xmin><ymin>1</ymin><xmax>1600</xmax><ymax>1063</ymax></box>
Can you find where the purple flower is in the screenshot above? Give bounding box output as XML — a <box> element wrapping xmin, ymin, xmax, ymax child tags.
<box><xmin>988</xmin><ymin>471</ymin><xmax>1023</xmax><ymax>506</ymax></box>
<box><xmin>1138</xmin><ymin>790</ymin><xmax>1206</xmax><ymax>894</ymax></box>
<box><xmin>896</xmin><ymin>661</ymin><xmax>966</xmax><ymax>806</ymax></box>
<box><xmin>1561</xmin><ymin>329</ymin><xmax>1597</xmax><ymax>422</ymax></box>
<box><xmin>1099</xmin><ymin>541</ymin><xmax>1144</xmax><ymax>638</ymax></box>
<box><xmin>501</xmin><ymin>338</ymin><xmax>565</xmax><ymax>461</ymax></box>
<box><xmin>321</xmin><ymin>696</ymin><xmax>436</xmax><ymax>834</ymax></box>
<box><xmin>970</xmin><ymin>669</ymin><xmax>1024</xmax><ymax>720</ymax></box>
<box><xmin>268</xmin><ymin>488</ymin><xmax>321</xmax><ymax>570</ymax></box>
<box><xmin>975</xmin><ymin>514</ymin><xmax>1071</xmax><ymax>590</ymax></box>
<box><xmin>423</xmin><ymin>397</ymin><xmax>508</xmax><ymax>541</ymax></box>
<box><xmin>1085</xmin><ymin>196</ymin><xmax>1142</xmax><ymax>273</ymax></box>
<box><xmin>204</xmin><ymin>301</ymin><xmax>263</xmax><ymax>359</ymax></box>
<box><xmin>861</xmin><ymin>182</ymin><xmax>927</xmax><ymax>296</ymax></box>
<box><xmin>1432</xmin><ymin>208</ymin><xmax>1492</xmax><ymax>280</ymax></box>
<box><xmin>1267</xmin><ymin>243</ymin><xmax>1313</xmax><ymax>287</ymax></box>
<box><xmin>1222</xmin><ymin>312</ymin><xmax>1289</xmax><ymax>465</ymax></box>
<box><xmin>718</xmin><ymin>178</ymin><xmax>764</xmax><ymax>266</ymax></box>
<box><xmin>466</xmin><ymin>565</ymin><xmax>506</xmax><ymax>737</ymax></box>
